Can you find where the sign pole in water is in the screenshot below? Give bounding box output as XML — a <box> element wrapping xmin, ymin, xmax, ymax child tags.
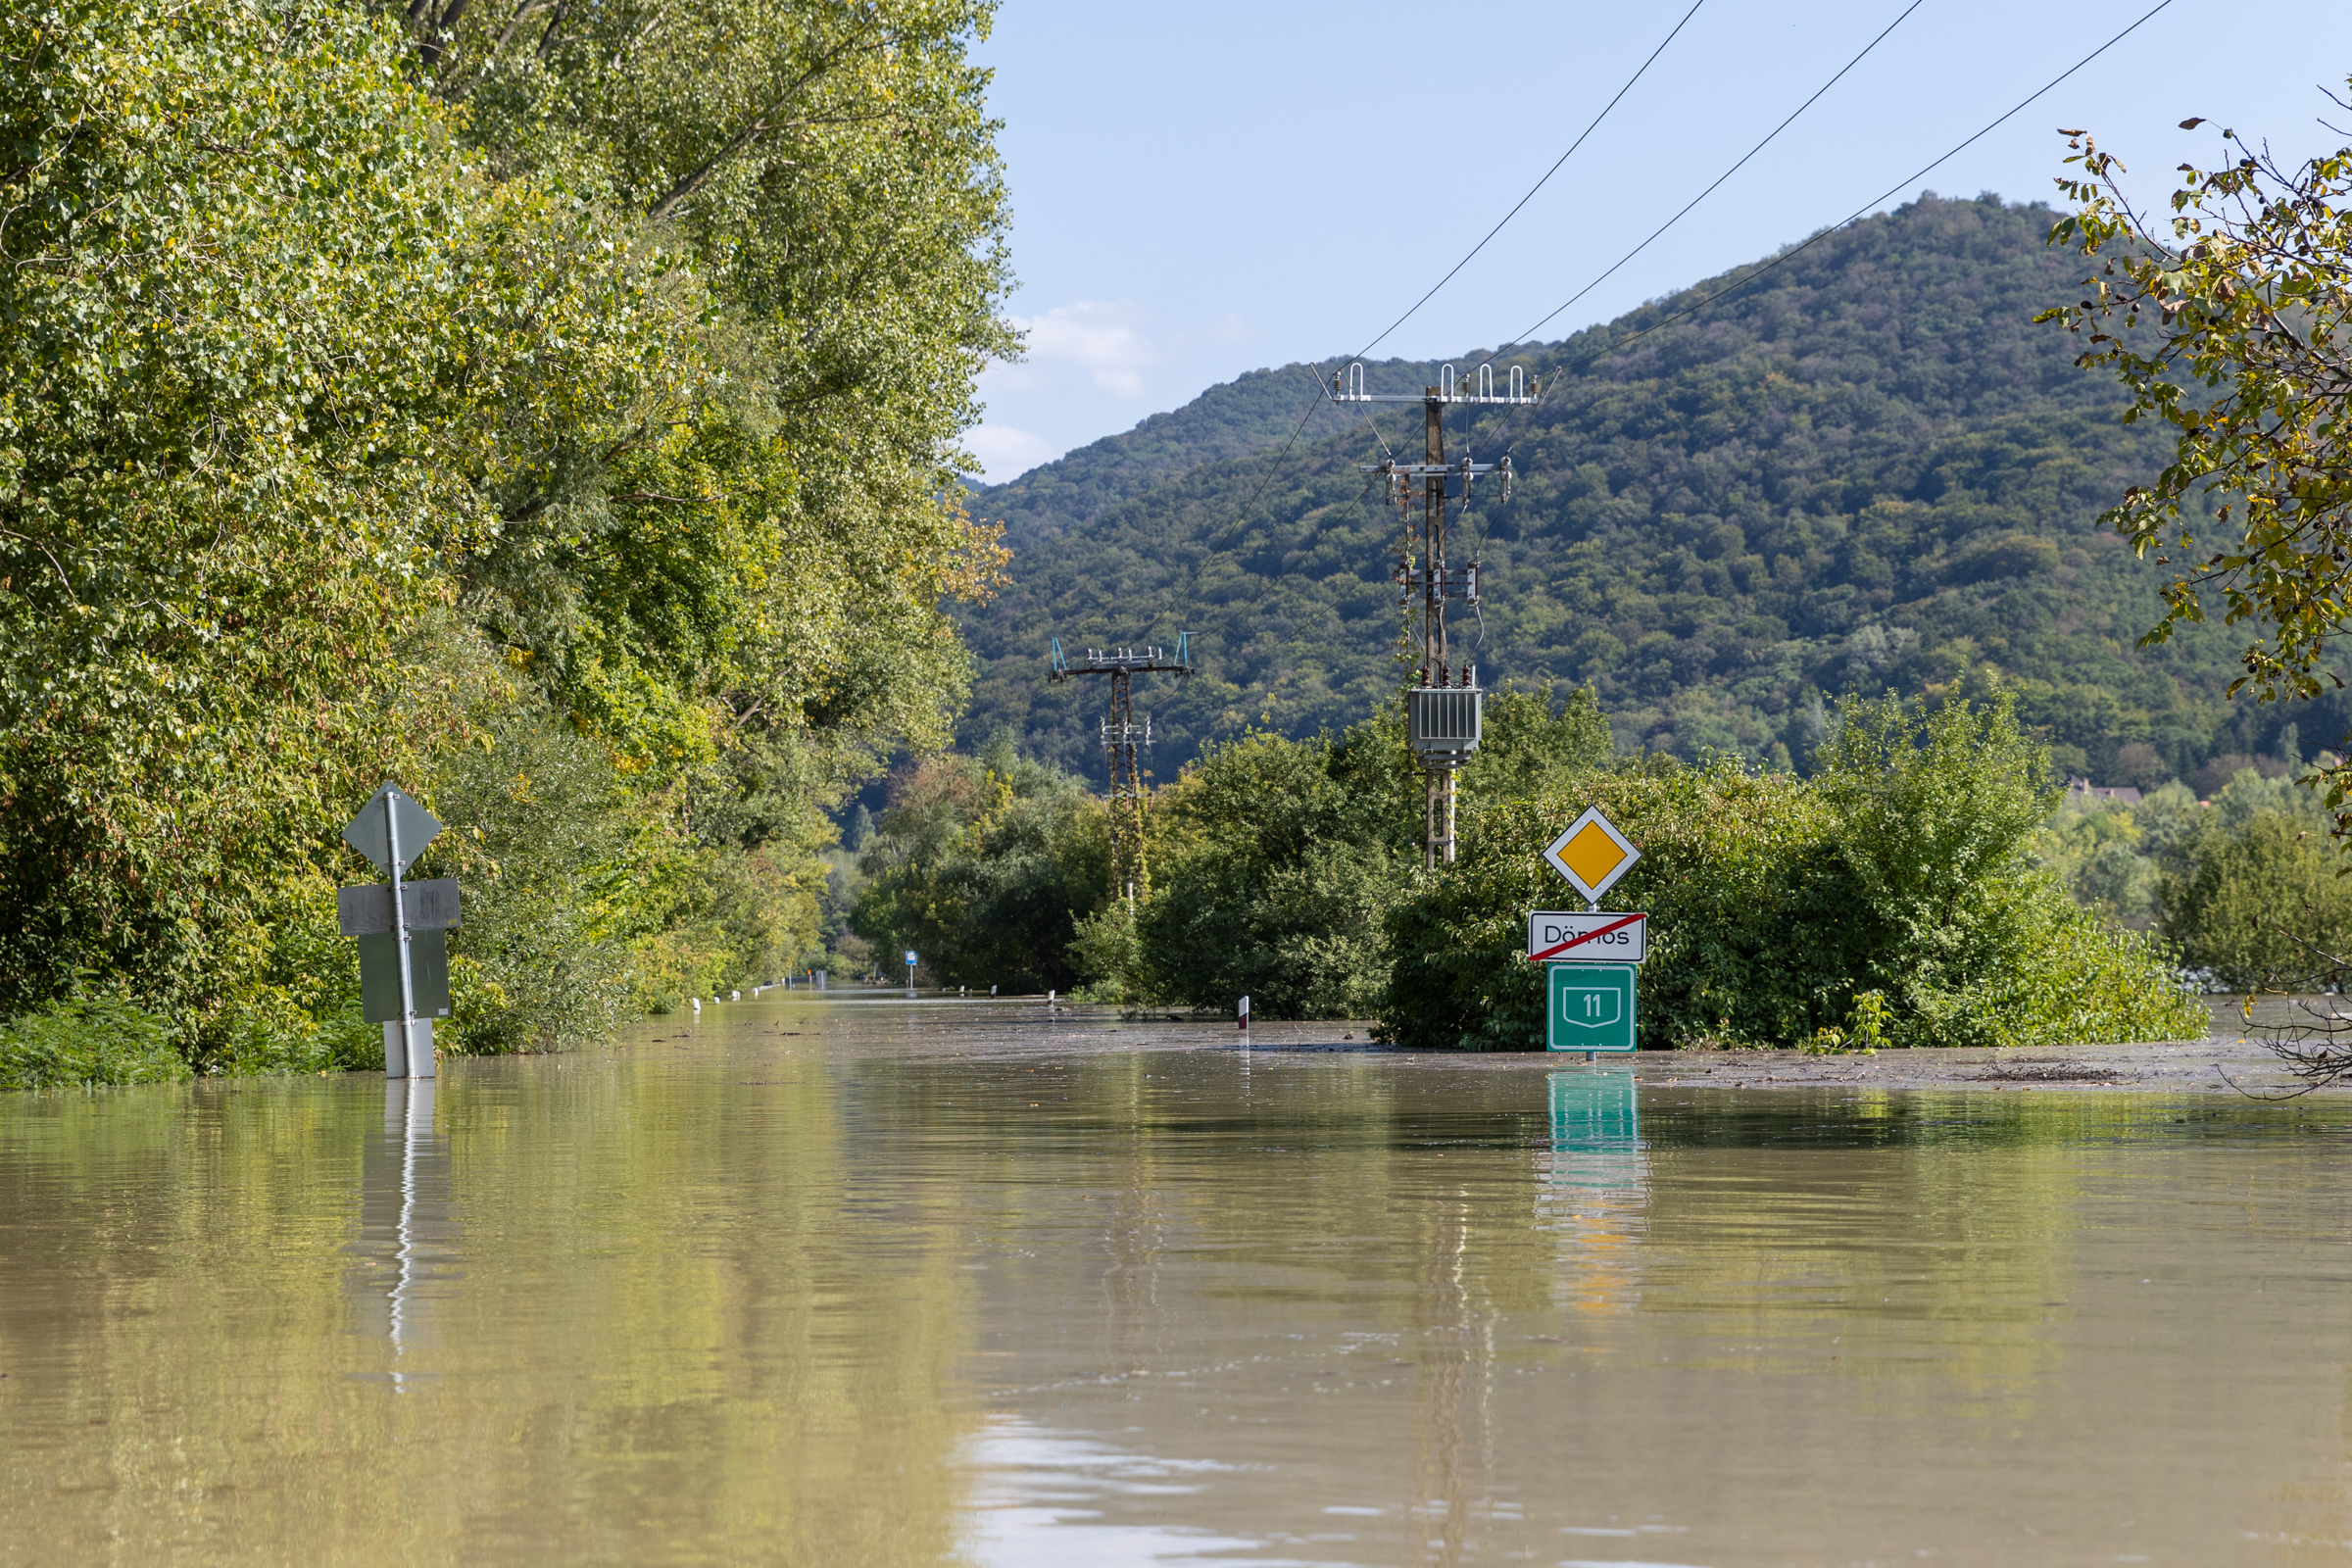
<box><xmin>340</xmin><ymin>783</ymin><xmax>456</xmax><ymax>1079</ymax></box>
<box><xmin>1533</xmin><ymin>805</ymin><xmax>1645</xmax><ymax>1054</ymax></box>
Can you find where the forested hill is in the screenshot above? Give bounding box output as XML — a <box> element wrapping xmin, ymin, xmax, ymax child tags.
<box><xmin>957</xmin><ymin>195</ymin><xmax>2323</xmax><ymax>791</ymax></box>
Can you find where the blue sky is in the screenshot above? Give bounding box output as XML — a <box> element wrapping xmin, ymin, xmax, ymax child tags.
<box><xmin>965</xmin><ymin>0</ymin><xmax>2352</xmax><ymax>480</ymax></box>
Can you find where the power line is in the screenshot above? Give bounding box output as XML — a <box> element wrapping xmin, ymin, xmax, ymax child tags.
<box><xmin>1494</xmin><ymin>0</ymin><xmax>1927</xmax><ymax>356</ymax></box>
<box><xmin>1350</xmin><ymin>0</ymin><xmax>1709</xmax><ymax>363</ymax></box>
<box><xmin>1466</xmin><ymin>0</ymin><xmax>2178</xmax><ymax>464</ymax></box>
<box><xmin>1160</xmin><ymin>1</ymin><xmax>1926</xmax><ymax>652</ymax></box>
<box><xmin>1132</xmin><ymin>5</ymin><xmax>1713</xmax><ymax>640</ymax></box>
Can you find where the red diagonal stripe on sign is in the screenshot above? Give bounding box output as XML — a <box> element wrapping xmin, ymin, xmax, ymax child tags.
<box><xmin>1527</xmin><ymin>912</ymin><xmax>1644</xmax><ymax>962</ymax></box>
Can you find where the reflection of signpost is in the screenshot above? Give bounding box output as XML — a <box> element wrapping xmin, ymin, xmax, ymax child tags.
<box><xmin>1534</xmin><ymin>806</ymin><xmax>1644</xmax><ymax>1055</ymax></box>
<box><xmin>340</xmin><ymin>784</ymin><xmax>456</xmax><ymax>1079</ymax></box>
<box><xmin>1547</xmin><ymin>1069</ymin><xmax>1639</xmax><ymax>1150</ymax></box>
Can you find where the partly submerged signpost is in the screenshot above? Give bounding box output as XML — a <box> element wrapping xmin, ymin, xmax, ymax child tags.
<box><xmin>340</xmin><ymin>783</ymin><xmax>458</xmax><ymax>1079</ymax></box>
<box><xmin>1531</xmin><ymin>806</ymin><xmax>1644</xmax><ymax>1055</ymax></box>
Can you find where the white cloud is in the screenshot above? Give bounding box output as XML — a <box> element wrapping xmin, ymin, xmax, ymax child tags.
<box><xmin>964</xmin><ymin>424</ymin><xmax>1060</xmax><ymax>483</ymax></box>
<box><xmin>1011</xmin><ymin>300</ymin><xmax>1154</xmax><ymax>396</ymax></box>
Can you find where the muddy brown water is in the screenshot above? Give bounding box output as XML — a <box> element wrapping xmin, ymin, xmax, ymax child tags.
<box><xmin>3</xmin><ymin>996</ymin><xmax>2350</xmax><ymax>1566</ymax></box>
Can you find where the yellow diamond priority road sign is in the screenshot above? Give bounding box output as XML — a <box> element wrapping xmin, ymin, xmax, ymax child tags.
<box><xmin>1543</xmin><ymin>806</ymin><xmax>1641</xmax><ymax>906</ymax></box>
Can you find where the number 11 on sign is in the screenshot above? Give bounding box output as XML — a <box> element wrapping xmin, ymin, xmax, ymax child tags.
<box><xmin>1547</xmin><ymin>962</ymin><xmax>1637</xmax><ymax>1053</ymax></box>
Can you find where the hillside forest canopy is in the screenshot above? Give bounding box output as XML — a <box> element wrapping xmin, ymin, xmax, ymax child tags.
<box><xmin>956</xmin><ymin>195</ymin><xmax>2318</xmax><ymax>794</ymax></box>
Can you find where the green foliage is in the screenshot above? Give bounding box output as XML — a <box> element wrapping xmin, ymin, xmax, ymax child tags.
<box><xmin>851</xmin><ymin>748</ymin><xmax>1111</xmax><ymax>992</ymax></box>
<box><xmin>1381</xmin><ymin>696</ymin><xmax>2208</xmax><ymax>1050</ymax></box>
<box><xmin>961</xmin><ymin>196</ymin><xmax>2292</xmax><ymax>793</ymax></box>
<box><xmin>416</xmin><ymin>710</ymin><xmax>635</xmax><ymax>1049</ymax></box>
<box><xmin>2161</xmin><ymin>801</ymin><xmax>2352</xmax><ymax>992</ymax></box>
<box><xmin>0</xmin><ymin>1000</ymin><xmax>189</xmax><ymax>1091</ymax></box>
<box><xmin>2043</xmin><ymin>107</ymin><xmax>2352</xmax><ymax>831</ymax></box>
<box><xmin>1138</xmin><ymin>729</ymin><xmax>1402</xmax><ymax>1019</ymax></box>
<box><xmin>0</xmin><ymin>0</ymin><xmax>1015</xmax><ymax>1070</ymax></box>
<box><xmin>1127</xmin><ymin>683</ymin><xmax>1611</xmax><ymax>1017</ymax></box>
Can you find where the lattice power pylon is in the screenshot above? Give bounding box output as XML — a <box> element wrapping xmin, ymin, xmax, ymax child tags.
<box><xmin>1049</xmin><ymin>634</ymin><xmax>1194</xmax><ymax>910</ymax></box>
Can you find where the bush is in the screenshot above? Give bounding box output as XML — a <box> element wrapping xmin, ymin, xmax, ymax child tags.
<box><xmin>1122</xmin><ymin>684</ymin><xmax>1613</xmax><ymax>1019</ymax></box>
<box><xmin>0</xmin><ymin>999</ymin><xmax>190</xmax><ymax>1091</ymax></box>
<box><xmin>1382</xmin><ymin>696</ymin><xmax>2209</xmax><ymax>1050</ymax></box>
<box><xmin>2162</xmin><ymin>808</ymin><xmax>2352</xmax><ymax>990</ymax></box>
<box><xmin>853</xmin><ymin>747</ymin><xmax>1113</xmax><ymax>993</ymax></box>
<box><xmin>1136</xmin><ymin>727</ymin><xmax>1404</xmax><ymax>1018</ymax></box>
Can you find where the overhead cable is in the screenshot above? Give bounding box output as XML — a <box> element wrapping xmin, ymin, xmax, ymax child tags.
<box><xmin>1469</xmin><ymin>0</ymin><xmax>2178</xmax><ymax>461</ymax></box>
<box><xmin>1496</xmin><ymin>0</ymin><xmax>1928</xmax><ymax>356</ymax></box>
<box><xmin>1135</xmin><ymin>5</ymin><xmax>1713</xmax><ymax>638</ymax></box>
<box><xmin>1349</xmin><ymin>0</ymin><xmax>1709</xmax><ymax>363</ymax></box>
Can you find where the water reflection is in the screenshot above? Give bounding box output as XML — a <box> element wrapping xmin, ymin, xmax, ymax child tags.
<box><xmin>1541</xmin><ymin>1069</ymin><xmax>1647</xmax><ymax>1321</ymax></box>
<box><xmin>348</xmin><ymin>1079</ymin><xmax>456</xmax><ymax>1387</ymax></box>
<box><xmin>4</xmin><ymin>1005</ymin><xmax>2352</xmax><ymax>1566</ymax></box>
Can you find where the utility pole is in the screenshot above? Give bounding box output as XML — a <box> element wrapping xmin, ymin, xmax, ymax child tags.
<box><xmin>1333</xmin><ymin>362</ymin><xmax>1533</xmax><ymax>868</ymax></box>
<box><xmin>1048</xmin><ymin>634</ymin><xmax>1194</xmax><ymax>911</ymax></box>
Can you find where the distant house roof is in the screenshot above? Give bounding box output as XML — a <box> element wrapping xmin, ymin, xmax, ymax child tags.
<box><xmin>2066</xmin><ymin>777</ymin><xmax>2142</xmax><ymax>807</ymax></box>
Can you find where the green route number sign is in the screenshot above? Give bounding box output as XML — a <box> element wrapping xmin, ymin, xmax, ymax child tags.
<box><xmin>1547</xmin><ymin>962</ymin><xmax>1637</xmax><ymax>1053</ymax></box>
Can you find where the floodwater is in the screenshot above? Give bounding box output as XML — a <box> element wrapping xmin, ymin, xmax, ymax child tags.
<box><xmin>3</xmin><ymin>999</ymin><xmax>2350</xmax><ymax>1567</ymax></box>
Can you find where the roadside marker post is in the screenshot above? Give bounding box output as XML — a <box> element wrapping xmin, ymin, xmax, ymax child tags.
<box><xmin>1532</xmin><ymin>806</ymin><xmax>1645</xmax><ymax>1057</ymax></box>
<box><xmin>340</xmin><ymin>783</ymin><xmax>456</xmax><ymax>1079</ymax></box>
<box><xmin>906</xmin><ymin>951</ymin><xmax>918</xmax><ymax>997</ymax></box>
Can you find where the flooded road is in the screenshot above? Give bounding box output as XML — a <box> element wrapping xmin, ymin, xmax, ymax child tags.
<box><xmin>3</xmin><ymin>996</ymin><xmax>2350</xmax><ymax>1566</ymax></box>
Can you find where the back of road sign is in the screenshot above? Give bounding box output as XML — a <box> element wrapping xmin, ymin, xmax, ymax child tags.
<box><xmin>343</xmin><ymin>784</ymin><xmax>442</xmax><ymax>874</ymax></box>
<box><xmin>1547</xmin><ymin>962</ymin><xmax>1637</xmax><ymax>1053</ymax></box>
<box><xmin>359</xmin><ymin>930</ymin><xmax>452</xmax><ymax>1023</ymax></box>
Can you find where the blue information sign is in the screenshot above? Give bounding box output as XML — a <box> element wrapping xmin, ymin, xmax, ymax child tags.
<box><xmin>1546</xmin><ymin>961</ymin><xmax>1638</xmax><ymax>1053</ymax></box>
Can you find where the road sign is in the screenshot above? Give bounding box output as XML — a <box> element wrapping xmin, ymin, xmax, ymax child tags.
<box><xmin>338</xmin><ymin>879</ymin><xmax>460</xmax><ymax>936</ymax></box>
<box><xmin>359</xmin><ymin>930</ymin><xmax>451</xmax><ymax>1022</ymax></box>
<box><xmin>1547</xmin><ymin>962</ymin><xmax>1637</xmax><ymax>1053</ymax></box>
<box><xmin>343</xmin><ymin>784</ymin><xmax>441</xmax><ymax>874</ymax></box>
<box><xmin>338</xmin><ymin>783</ymin><xmax>449</xmax><ymax>1079</ymax></box>
<box><xmin>1542</xmin><ymin>806</ymin><xmax>1640</xmax><ymax>905</ymax></box>
<box><xmin>906</xmin><ymin>951</ymin><xmax>917</xmax><ymax>966</ymax></box>
<box><xmin>1528</xmin><ymin>910</ymin><xmax>1646</xmax><ymax>964</ymax></box>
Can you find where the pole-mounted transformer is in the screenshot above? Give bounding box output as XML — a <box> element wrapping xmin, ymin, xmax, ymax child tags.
<box><xmin>1334</xmin><ymin>361</ymin><xmax>1534</xmax><ymax>868</ymax></box>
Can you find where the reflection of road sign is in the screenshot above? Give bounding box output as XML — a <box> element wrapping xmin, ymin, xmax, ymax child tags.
<box><xmin>1547</xmin><ymin>1070</ymin><xmax>1640</xmax><ymax>1149</ymax></box>
<box><xmin>1543</xmin><ymin>806</ymin><xmax>1640</xmax><ymax>905</ymax></box>
<box><xmin>1528</xmin><ymin>910</ymin><xmax>1646</xmax><ymax>963</ymax></box>
<box><xmin>1548</xmin><ymin>962</ymin><xmax>1637</xmax><ymax>1053</ymax></box>
<box><xmin>343</xmin><ymin>783</ymin><xmax>441</xmax><ymax>873</ymax></box>
<box><xmin>338</xmin><ymin>879</ymin><xmax>460</xmax><ymax>936</ymax></box>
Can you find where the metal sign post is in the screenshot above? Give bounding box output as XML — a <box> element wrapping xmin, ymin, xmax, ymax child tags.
<box><xmin>905</xmin><ymin>950</ymin><xmax>918</xmax><ymax>998</ymax></box>
<box><xmin>340</xmin><ymin>784</ymin><xmax>455</xmax><ymax>1078</ymax></box>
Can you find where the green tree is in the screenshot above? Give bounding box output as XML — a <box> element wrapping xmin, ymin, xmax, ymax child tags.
<box><xmin>1382</xmin><ymin>696</ymin><xmax>2205</xmax><ymax>1050</ymax></box>
<box><xmin>1128</xmin><ymin>683</ymin><xmax>1612</xmax><ymax>1017</ymax></box>
<box><xmin>2042</xmin><ymin>99</ymin><xmax>2352</xmax><ymax>827</ymax></box>
<box><xmin>0</xmin><ymin>2</ymin><xmax>688</xmax><ymax>1037</ymax></box>
<box><xmin>2162</xmin><ymin>810</ymin><xmax>2352</xmax><ymax>990</ymax></box>
<box><xmin>852</xmin><ymin>749</ymin><xmax>1110</xmax><ymax>992</ymax></box>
